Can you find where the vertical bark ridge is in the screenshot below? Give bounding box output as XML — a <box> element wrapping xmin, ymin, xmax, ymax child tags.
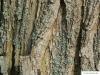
<box><xmin>0</xmin><ymin>0</ymin><xmax>99</xmax><ymax>75</ymax></box>
<box><xmin>62</xmin><ymin>0</ymin><xmax>82</xmax><ymax>75</ymax></box>
<box><xmin>79</xmin><ymin>0</ymin><xmax>99</xmax><ymax>71</ymax></box>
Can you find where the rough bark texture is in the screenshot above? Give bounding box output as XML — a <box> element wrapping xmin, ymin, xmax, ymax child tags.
<box><xmin>0</xmin><ymin>0</ymin><xmax>100</xmax><ymax>75</ymax></box>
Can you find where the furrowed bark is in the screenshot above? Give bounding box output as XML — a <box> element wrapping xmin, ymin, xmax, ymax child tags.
<box><xmin>0</xmin><ymin>0</ymin><xmax>99</xmax><ymax>75</ymax></box>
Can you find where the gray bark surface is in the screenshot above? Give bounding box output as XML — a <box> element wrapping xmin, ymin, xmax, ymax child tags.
<box><xmin>0</xmin><ymin>0</ymin><xmax>100</xmax><ymax>75</ymax></box>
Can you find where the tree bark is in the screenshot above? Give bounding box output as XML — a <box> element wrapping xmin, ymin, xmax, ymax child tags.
<box><xmin>0</xmin><ymin>0</ymin><xmax>100</xmax><ymax>75</ymax></box>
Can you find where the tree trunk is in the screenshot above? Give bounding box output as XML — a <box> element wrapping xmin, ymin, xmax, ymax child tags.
<box><xmin>0</xmin><ymin>0</ymin><xmax>100</xmax><ymax>75</ymax></box>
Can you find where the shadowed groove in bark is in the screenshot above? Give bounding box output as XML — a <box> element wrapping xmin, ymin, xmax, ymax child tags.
<box><xmin>35</xmin><ymin>0</ymin><xmax>39</xmax><ymax>19</ymax></box>
<box><xmin>0</xmin><ymin>67</ymin><xmax>3</xmax><ymax>75</ymax></box>
<box><xmin>93</xmin><ymin>15</ymin><xmax>100</xmax><ymax>71</ymax></box>
<box><xmin>37</xmin><ymin>69</ymin><xmax>41</xmax><ymax>75</ymax></box>
<box><xmin>26</xmin><ymin>23</ymin><xmax>35</xmax><ymax>55</ymax></box>
<box><xmin>74</xmin><ymin>25</ymin><xmax>82</xmax><ymax>75</ymax></box>
<box><xmin>60</xmin><ymin>0</ymin><xmax>67</xmax><ymax>69</ymax></box>
<box><xmin>0</xmin><ymin>0</ymin><xmax>5</xmax><ymax>55</ymax></box>
<box><xmin>10</xmin><ymin>45</ymin><xmax>20</xmax><ymax>75</ymax></box>
<box><xmin>9</xmin><ymin>0</ymin><xmax>11</xmax><ymax>4</ymax></box>
<box><xmin>0</xmin><ymin>0</ymin><xmax>4</xmax><ymax>27</ymax></box>
<box><xmin>74</xmin><ymin>2</ymin><xmax>85</xmax><ymax>75</ymax></box>
<box><xmin>0</xmin><ymin>0</ymin><xmax>3</xmax><ymax>12</ymax></box>
<box><xmin>93</xmin><ymin>34</ymin><xmax>99</xmax><ymax>71</ymax></box>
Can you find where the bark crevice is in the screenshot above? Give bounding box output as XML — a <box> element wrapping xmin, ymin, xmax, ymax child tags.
<box><xmin>10</xmin><ymin>45</ymin><xmax>20</xmax><ymax>75</ymax></box>
<box><xmin>74</xmin><ymin>1</ymin><xmax>85</xmax><ymax>74</ymax></box>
